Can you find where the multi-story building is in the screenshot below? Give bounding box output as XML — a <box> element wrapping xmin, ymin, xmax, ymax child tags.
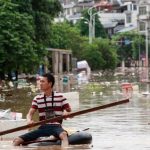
<box><xmin>117</xmin><ymin>1</ymin><xmax>138</xmax><ymax>33</ymax></box>
<box><xmin>137</xmin><ymin>0</ymin><xmax>150</xmax><ymax>34</ymax></box>
<box><xmin>56</xmin><ymin>0</ymin><xmax>139</xmax><ymax>34</ymax></box>
<box><xmin>137</xmin><ymin>0</ymin><xmax>150</xmax><ymax>70</ymax></box>
<box><xmin>55</xmin><ymin>0</ymin><xmax>94</xmax><ymax>23</ymax></box>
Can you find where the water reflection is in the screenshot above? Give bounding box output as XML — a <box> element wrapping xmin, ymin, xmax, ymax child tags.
<box><xmin>0</xmin><ymin>87</ymin><xmax>150</xmax><ymax>149</ymax></box>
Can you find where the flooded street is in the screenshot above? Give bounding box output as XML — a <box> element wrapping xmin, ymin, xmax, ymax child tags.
<box><xmin>64</xmin><ymin>94</ymin><xmax>150</xmax><ymax>150</ymax></box>
<box><xmin>0</xmin><ymin>84</ymin><xmax>150</xmax><ymax>150</ymax></box>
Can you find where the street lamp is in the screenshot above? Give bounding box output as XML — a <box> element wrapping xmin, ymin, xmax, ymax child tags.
<box><xmin>138</xmin><ymin>19</ymin><xmax>150</xmax><ymax>96</ymax></box>
<box><xmin>82</xmin><ymin>18</ymin><xmax>91</xmax><ymax>44</ymax></box>
<box><xmin>139</xmin><ymin>20</ymin><xmax>149</xmax><ymax>79</ymax></box>
<box><xmin>88</xmin><ymin>6</ymin><xmax>95</xmax><ymax>44</ymax></box>
<box><xmin>87</xmin><ymin>7</ymin><xmax>100</xmax><ymax>43</ymax></box>
<box><xmin>145</xmin><ymin>22</ymin><xmax>149</xmax><ymax>83</ymax></box>
<box><xmin>81</xmin><ymin>7</ymin><xmax>100</xmax><ymax>44</ymax></box>
<box><xmin>92</xmin><ymin>11</ymin><xmax>100</xmax><ymax>38</ymax></box>
<box><xmin>81</xmin><ymin>15</ymin><xmax>97</xmax><ymax>43</ymax></box>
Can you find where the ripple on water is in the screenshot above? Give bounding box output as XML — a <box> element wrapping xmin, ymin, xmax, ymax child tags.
<box><xmin>1</xmin><ymin>89</ymin><xmax>150</xmax><ymax>150</ymax></box>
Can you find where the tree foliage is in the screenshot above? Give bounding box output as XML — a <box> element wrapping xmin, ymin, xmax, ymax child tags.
<box><xmin>80</xmin><ymin>38</ymin><xmax>118</xmax><ymax>70</ymax></box>
<box><xmin>77</xmin><ymin>9</ymin><xmax>107</xmax><ymax>38</ymax></box>
<box><xmin>112</xmin><ymin>32</ymin><xmax>145</xmax><ymax>66</ymax></box>
<box><xmin>31</xmin><ymin>0</ymin><xmax>62</xmax><ymax>45</ymax></box>
<box><xmin>95</xmin><ymin>39</ymin><xmax>118</xmax><ymax>70</ymax></box>
<box><xmin>49</xmin><ymin>22</ymin><xmax>86</xmax><ymax>58</ymax></box>
<box><xmin>0</xmin><ymin>0</ymin><xmax>36</xmax><ymax>74</ymax></box>
<box><xmin>80</xmin><ymin>43</ymin><xmax>104</xmax><ymax>70</ymax></box>
<box><xmin>0</xmin><ymin>0</ymin><xmax>119</xmax><ymax>79</ymax></box>
<box><xmin>0</xmin><ymin>0</ymin><xmax>62</xmax><ymax>79</ymax></box>
<box><xmin>50</xmin><ymin>21</ymin><xmax>118</xmax><ymax>71</ymax></box>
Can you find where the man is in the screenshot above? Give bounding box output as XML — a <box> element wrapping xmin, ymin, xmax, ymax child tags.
<box><xmin>13</xmin><ymin>73</ymin><xmax>71</xmax><ymax>147</ymax></box>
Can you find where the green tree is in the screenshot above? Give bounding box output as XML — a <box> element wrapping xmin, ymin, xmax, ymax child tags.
<box><xmin>30</xmin><ymin>0</ymin><xmax>62</xmax><ymax>74</ymax></box>
<box><xmin>50</xmin><ymin>22</ymin><xmax>118</xmax><ymax>71</ymax></box>
<box><xmin>80</xmin><ymin>43</ymin><xmax>104</xmax><ymax>70</ymax></box>
<box><xmin>132</xmin><ymin>34</ymin><xmax>145</xmax><ymax>60</ymax></box>
<box><xmin>0</xmin><ymin>0</ymin><xmax>62</xmax><ymax>80</ymax></box>
<box><xmin>50</xmin><ymin>22</ymin><xmax>72</xmax><ymax>49</ymax></box>
<box><xmin>112</xmin><ymin>32</ymin><xmax>145</xmax><ymax>67</ymax></box>
<box><xmin>49</xmin><ymin>22</ymin><xmax>86</xmax><ymax>58</ymax></box>
<box><xmin>31</xmin><ymin>0</ymin><xmax>62</xmax><ymax>45</ymax></box>
<box><xmin>95</xmin><ymin>38</ymin><xmax>118</xmax><ymax>70</ymax></box>
<box><xmin>12</xmin><ymin>0</ymin><xmax>32</xmax><ymax>13</ymax></box>
<box><xmin>0</xmin><ymin>0</ymin><xmax>37</xmax><ymax>76</ymax></box>
<box><xmin>77</xmin><ymin>9</ymin><xmax>107</xmax><ymax>38</ymax></box>
<box><xmin>80</xmin><ymin>38</ymin><xmax>118</xmax><ymax>70</ymax></box>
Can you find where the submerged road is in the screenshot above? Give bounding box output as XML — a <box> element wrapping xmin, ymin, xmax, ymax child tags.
<box><xmin>0</xmin><ymin>89</ymin><xmax>150</xmax><ymax>149</ymax></box>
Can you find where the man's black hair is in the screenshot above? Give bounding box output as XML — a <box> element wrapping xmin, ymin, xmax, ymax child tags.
<box><xmin>42</xmin><ymin>73</ymin><xmax>55</xmax><ymax>87</ymax></box>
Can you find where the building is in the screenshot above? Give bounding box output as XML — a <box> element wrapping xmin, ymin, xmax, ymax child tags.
<box><xmin>98</xmin><ymin>12</ymin><xmax>125</xmax><ymax>35</ymax></box>
<box><xmin>137</xmin><ymin>0</ymin><xmax>150</xmax><ymax>34</ymax></box>
<box><xmin>137</xmin><ymin>0</ymin><xmax>150</xmax><ymax>71</ymax></box>
<box><xmin>56</xmin><ymin>0</ymin><xmax>139</xmax><ymax>35</ymax></box>
<box><xmin>55</xmin><ymin>0</ymin><xmax>95</xmax><ymax>23</ymax></box>
<box><xmin>56</xmin><ymin>0</ymin><xmax>150</xmax><ymax>35</ymax></box>
<box><xmin>117</xmin><ymin>1</ymin><xmax>138</xmax><ymax>33</ymax></box>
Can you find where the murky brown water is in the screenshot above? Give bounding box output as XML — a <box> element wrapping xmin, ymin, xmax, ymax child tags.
<box><xmin>0</xmin><ymin>86</ymin><xmax>150</xmax><ymax>150</ymax></box>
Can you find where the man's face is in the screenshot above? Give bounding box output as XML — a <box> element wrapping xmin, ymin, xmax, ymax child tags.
<box><xmin>40</xmin><ymin>77</ymin><xmax>52</xmax><ymax>91</ymax></box>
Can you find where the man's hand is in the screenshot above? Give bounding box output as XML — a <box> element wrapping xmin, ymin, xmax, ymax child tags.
<box><xmin>63</xmin><ymin>111</ymin><xmax>73</xmax><ymax>120</ymax></box>
<box><xmin>27</xmin><ymin>119</ymin><xmax>35</xmax><ymax>125</ymax></box>
<box><xmin>26</xmin><ymin>108</ymin><xmax>36</xmax><ymax>124</ymax></box>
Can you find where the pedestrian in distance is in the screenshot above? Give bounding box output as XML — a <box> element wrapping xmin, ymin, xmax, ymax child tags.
<box><xmin>13</xmin><ymin>73</ymin><xmax>72</xmax><ymax>147</ymax></box>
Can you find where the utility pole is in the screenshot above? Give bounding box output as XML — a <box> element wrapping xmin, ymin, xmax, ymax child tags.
<box><xmin>138</xmin><ymin>0</ymin><xmax>150</xmax><ymax>93</ymax></box>
<box><xmin>88</xmin><ymin>7</ymin><xmax>94</xmax><ymax>44</ymax></box>
<box><xmin>87</xmin><ymin>7</ymin><xmax>100</xmax><ymax>44</ymax></box>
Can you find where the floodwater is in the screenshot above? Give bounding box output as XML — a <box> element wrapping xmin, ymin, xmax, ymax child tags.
<box><xmin>0</xmin><ymin>86</ymin><xmax>150</xmax><ymax>150</ymax></box>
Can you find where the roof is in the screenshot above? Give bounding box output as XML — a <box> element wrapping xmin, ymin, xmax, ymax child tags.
<box><xmin>117</xmin><ymin>25</ymin><xmax>137</xmax><ymax>33</ymax></box>
<box><xmin>98</xmin><ymin>13</ymin><xmax>125</xmax><ymax>22</ymax></box>
<box><xmin>102</xmin><ymin>21</ymin><xmax>118</xmax><ymax>28</ymax></box>
<box><xmin>94</xmin><ymin>0</ymin><xmax>112</xmax><ymax>8</ymax></box>
<box><xmin>68</xmin><ymin>13</ymin><xmax>81</xmax><ymax>20</ymax></box>
<box><xmin>98</xmin><ymin>12</ymin><xmax>125</xmax><ymax>28</ymax></box>
<box><xmin>62</xmin><ymin>2</ymin><xmax>76</xmax><ymax>9</ymax></box>
<box><xmin>76</xmin><ymin>1</ymin><xmax>94</xmax><ymax>7</ymax></box>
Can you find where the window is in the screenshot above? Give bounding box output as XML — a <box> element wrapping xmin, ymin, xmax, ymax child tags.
<box><xmin>133</xmin><ymin>5</ymin><xmax>137</xmax><ymax>10</ymax></box>
<box><xmin>139</xmin><ymin>22</ymin><xmax>146</xmax><ymax>31</ymax></box>
<box><xmin>139</xmin><ymin>6</ymin><xmax>147</xmax><ymax>15</ymax></box>
<box><xmin>126</xmin><ymin>13</ymin><xmax>131</xmax><ymax>23</ymax></box>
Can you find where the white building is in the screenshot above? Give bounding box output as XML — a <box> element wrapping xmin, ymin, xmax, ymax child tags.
<box><xmin>117</xmin><ymin>1</ymin><xmax>138</xmax><ymax>33</ymax></box>
<box><xmin>55</xmin><ymin>0</ymin><xmax>93</xmax><ymax>23</ymax></box>
<box><xmin>138</xmin><ymin>0</ymin><xmax>150</xmax><ymax>34</ymax></box>
<box><xmin>98</xmin><ymin>12</ymin><xmax>125</xmax><ymax>34</ymax></box>
<box><xmin>123</xmin><ymin>2</ymin><xmax>138</xmax><ymax>28</ymax></box>
<box><xmin>56</xmin><ymin>0</ymin><xmax>140</xmax><ymax>34</ymax></box>
<box><xmin>137</xmin><ymin>0</ymin><xmax>150</xmax><ymax>72</ymax></box>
